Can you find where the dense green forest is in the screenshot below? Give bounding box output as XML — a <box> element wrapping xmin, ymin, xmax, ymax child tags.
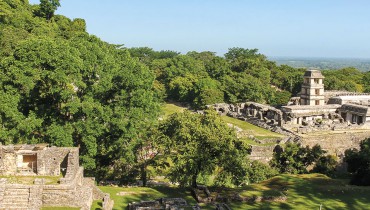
<box><xmin>0</xmin><ymin>0</ymin><xmax>370</xmax><ymax>186</ymax></box>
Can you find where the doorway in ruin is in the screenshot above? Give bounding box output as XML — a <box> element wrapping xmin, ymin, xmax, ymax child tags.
<box><xmin>358</xmin><ymin>116</ymin><xmax>363</xmax><ymax>124</ymax></box>
<box><xmin>22</xmin><ymin>154</ymin><xmax>37</xmax><ymax>173</ymax></box>
<box><xmin>60</xmin><ymin>154</ymin><xmax>68</xmax><ymax>177</ymax></box>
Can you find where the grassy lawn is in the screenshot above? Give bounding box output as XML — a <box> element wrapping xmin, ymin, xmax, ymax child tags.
<box><xmin>216</xmin><ymin>173</ymin><xmax>370</xmax><ymax>210</ymax></box>
<box><xmin>92</xmin><ymin>186</ymin><xmax>196</xmax><ymax>210</ymax></box>
<box><xmin>94</xmin><ymin>174</ymin><xmax>370</xmax><ymax>210</ymax></box>
<box><xmin>162</xmin><ymin>103</ymin><xmax>283</xmax><ymax>142</ymax></box>
<box><xmin>161</xmin><ymin>103</ymin><xmax>187</xmax><ymax>119</ymax></box>
<box><xmin>0</xmin><ymin>175</ymin><xmax>61</xmax><ymax>185</ymax></box>
<box><xmin>220</xmin><ymin>115</ymin><xmax>284</xmax><ymax>139</ymax></box>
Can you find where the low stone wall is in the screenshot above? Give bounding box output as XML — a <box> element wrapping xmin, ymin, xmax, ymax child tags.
<box><xmin>249</xmin><ymin>145</ymin><xmax>277</xmax><ymax>163</ymax></box>
<box><xmin>42</xmin><ymin>167</ymin><xmax>93</xmax><ymax>210</ymax></box>
<box><xmin>37</xmin><ymin>147</ymin><xmax>70</xmax><ymax>176</ymax></box>
<box><xmin>84</xmin><ymin>177</ymin><xmax>114</xmax><ymax>210</ymax></box>
<box><xmin>208</xmin><ymin>102</ymin><xmax>370</xmax><ymax>166</ymax></box>
<box><xmin>300</xmin><ymin>131</ymin><xmax>370</xmax><ymax>160</ymax></box>
<box><xmin>128</xmin><ymin>198</ymin><xmax>195</xmax><ymax>210</ymax></box>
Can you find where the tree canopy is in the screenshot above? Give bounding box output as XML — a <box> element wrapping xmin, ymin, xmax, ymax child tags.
<box><xmin>159</xmin><ymin>110</ymin><xmax>250</xmax><ymax>187</ymax></box>
<box><xmin>0</xmin><ymin>0</ymin><xmax>161</xmax><ymax>182</ymax></box>
<box><xmin>1</xmin><ymin>0</ymin><xmax>369</xmax><ymax>185</ymax></box>
<box><xmin>345</xmin><ymin>138</ymin><xmax>370</xmax><ymax>186</ymax></box>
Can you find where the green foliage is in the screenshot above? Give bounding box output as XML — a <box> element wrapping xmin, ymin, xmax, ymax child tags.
<box><xmin>130</xmin><ymin>47</ymin><xmax>293</xmax><ymax>108</ymax></box>
<box><xmin>344</xmin><ymin>138</ymin><xmax>370</xmax><ymax>186</ymax></box>
<box><xmin>159</xmin><ymin>110</ymin><xmax>250</xmax><ymax>187</ymax></box>
<box><xmin>270</xmin><ymin>65</ymin><xmax>304</xmax><ymax>96</ymax></box>
<box><xmin>363</xmin><ymin>71</ymin><xmax>370</xmax><ymax>93</ymax></box>
<box><xmin>0</xmin><ymin>0</ymin><xmax>161</xmax><ymax>182</ymax></box>
<box><xmin>270</xmin><ymin>143</ymin><xmax>327</xmax><ymax>174</ymax></box>
<box><xmin>322</xmin><ymin>67</ymin><xmax>365</xmax><ymax>92</ymax></box>
<box><xmin>38</xmin><ymin>0</ymin><xmax>60</xmax><ymax>20</ymax></box>
<box><xmin>246</xmin><ymin>160</ymin><xmax>278</xmax><ymax>184</ymax></box>
<box><xmin>193</xmin><ymin>77</ymin><xmax>224</xmax><ymax>108</ymax></box>
<box><xmin>312</xmin><ymin>155</ymin><xmax>338</xmax><ymax>177</ymax></box>
<box><xmin>269</xmin><ymin>90</ymin><xmax>291</xmax><ymax>106</ymax></box>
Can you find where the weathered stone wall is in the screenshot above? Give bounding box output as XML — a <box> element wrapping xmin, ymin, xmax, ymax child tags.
<box><xmin>300</xmin><ymin>131</ymin><xmax>370</xmax><ymax>159</ymax></box>
<box><xmin>208</xmin><ymin>102</ymin><xmax>370</xmax><ymax>167</ymax></box>
<box><xmin>42</xmin><ymin>167</ymin><xmax>93</xmax><ymax>210</ymax></box>
<box><xmin>1</xmin><ymin>153</ymin><xmax>16</xmax><ymax>175</ymax></box>
<box><xmin>37</xmin><ymin>147</ymin><xmax>77</xmax><ymax>176</ymax></box>
<box><xmin>0</xmin><ymin>147</ymin><xmax>3</xmax><ymax>173</ymax></box>
<box><xmin>0</xmin><ymin>146</ymin><xmax>102</xmax><ymax>210</ymax></box>
<box><xmin>249</xmin><ymin>145</ymin><xmax>277</xmax><ymax>163</ymax></box>
<box><xmin>0</xmin><ymin>182</ymin><xmax>43</xmax><ymax>210</ymax></box>
<box><xmin>84</xmin><ymin>177</ymin><xmax>114</xmax><ymax>210</ymax></box>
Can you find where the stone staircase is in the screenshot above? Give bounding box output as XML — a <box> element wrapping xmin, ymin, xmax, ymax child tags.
<box><xmin>0</xmin><ymin>187</ymin><xmax>30</xmax><ymax>209</ymax></box>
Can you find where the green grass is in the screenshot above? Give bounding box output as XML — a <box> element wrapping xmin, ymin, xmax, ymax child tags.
<box><xmin>161</xmin><ymin>103</ymin><xmax>186</xmax><ymax>119</ymax></box>
<box><xmin>93</xmin><ymin>186</ymin><xmax>196</xmax><ymax>210</ymax></box>
<box><xmin>0</xmin><ymin>175</ymin><xmax>61</xmax><ymax>185</ymax></box>
<box><xmin>94</xmin><ymin>174</ymin><xmax>370</xmax><ymax>210</ymax></box>
<box><xmin>215</xmin><ymin>173</ymin><xmax>370</xmax><ymax>210</ymax></box>
<box><xmin>220</xmin><ymin>115</ymin><xmax>283</xmax><ymax>139</ymax></box>
<box><xmin>161</xmin><ymin>103</ymin><xmax>283</xmax><ymax>142</ymax></box>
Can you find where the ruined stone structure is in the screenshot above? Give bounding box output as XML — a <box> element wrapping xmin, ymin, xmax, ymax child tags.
<box><xmin>208</xmin><ymin>69</ymin><xmax>370</xmax><ymax>162</ymax></box>
<box><xmin>0</xmin><ymin>144</ymin><xmax>113</xmax><ymax>210</ymax></box>
<box><xmin>128</xmin><ymin>198</ymin><xmax>200</xmax><ymax>210</ymax></box>
<box><xmin>300</xmin><ymin>70</ymin><xmax>325</xmax><ymax>106</ymax></box>
<box><xmin>280</xmin><ymin>70</ymin><xmax>370</xmax><ymax>127</ymax></box>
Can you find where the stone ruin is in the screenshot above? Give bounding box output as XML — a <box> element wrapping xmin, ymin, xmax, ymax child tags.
<box><xmin>208</xmin><ymin>69</ymin><xmax>370</xmax><ymax>136</ymax></box>
<box><xmin>0</xmin><ymin>144</ymin><xmax>113</xmax><ymax>210</ymax></box>
<box><xmin>128</xmin><ymin>197</ymin><xmax>200</xmax><ymax>210</ymax></box>
<box><xmin>206</xmin><ymin>70</ymin><xmax>370</xmax><ymax>164</ymax></box>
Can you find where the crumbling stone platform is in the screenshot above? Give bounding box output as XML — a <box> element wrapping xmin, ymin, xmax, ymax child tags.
<box><xmin>0</xmin><ymin>144</ymin><xmax>113</xmax><ymax>210</ymax></box>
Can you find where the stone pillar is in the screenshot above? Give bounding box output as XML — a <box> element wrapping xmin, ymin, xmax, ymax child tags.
<box><xmin>277</xmin><ymin>115</ymin><xmax>283</xmax><ymax>126</ymax></box>
<box><xmin>346</xmin><ymin>113</ymin><xmax>352</xmax><ymax>123</ymax></box>
<box><xmin>246</xmin><ymin>108</ymin><xmax>251</xmax><ymax>116</ymax></box>
<box><xmin>292</xmin><ymin>117</ymin><xmax>297</xmax><ymax>124</ymax></box>
<box><xmin>29</xmin><ymin>186</ymin><xmax>43</xmax><ymax>210</ymax></box>
<box><xmin>297</xmin><ymin>117</ymin><xmax>302</xmax><ymax>125</ymax></box>
<box><xmin>252</xmin><ymin>109</ymin><xmax>257</xmax><ymax>117</ymax></box>
<box><xmin>258</xmin><ymin>112</ymin><xmax>263</xmax><ymax>120</ymax></box>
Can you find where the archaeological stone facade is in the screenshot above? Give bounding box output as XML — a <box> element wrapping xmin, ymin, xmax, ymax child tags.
<box><xmin>207</xmin><ymin>69</ymin><xmax>370</xmax><ymax>163</ymax></box>
<box><xmin>0</xmin><ymin>144</ymin><xmax>113</xmax><ymax>210</ymax></box>
<box><xmin>210</xmin><ymin>69</ymin><xmax>370</xmax><ymax>132</ymax></box>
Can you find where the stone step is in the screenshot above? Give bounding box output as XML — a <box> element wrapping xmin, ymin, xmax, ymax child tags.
<box><xmin>2</xmin><ymin>203</ymin><xmax>28</xmax><ymax>207</ymax></box>
<box><xmin>4</xmin><ymin>190</ymin><xmax>29</xmax><ymax>195</ymax></box>
<box><xmin>0</xmin><ymin>205</ymin><xmax>29</xmax><ymax>210</ymax></box>
<box><xmin>0</xmin><ymin>207</ymin><xmax>29</xmax><ymax>210</ymax></box>
<box><xmin>3</xmin><ymin>194</ymin><xmax>29</xmax><ymax>202</ymax></box>
<box><xmin>4</xmin><ymin>189</ymin><xmax>28</xmax><ymax>191</ymax></box>
<box><xmin>2</xmin><ymin>201</ymin><xmax>28</xmax><ymax>207</ymax></box>
<box><xmin>2</xmin><ymin>197</ymin><xmax>29</xmax><ymax>202</ymax></box>
<box><xmin>4</xmin><ymin>188</ymin><xmax>28</xmax><ymax>191</ymax></box>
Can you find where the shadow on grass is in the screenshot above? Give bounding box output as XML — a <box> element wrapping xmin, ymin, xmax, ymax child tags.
<box><xmin>261</xmin><ymin>174</ymin><xmax>370</xmax><ymax>210</ymax></box>
<box><xmin>98</xmin><ymin>185</ymin><xmax>196</xmax><ymax>210</ymax></box>
<box><xmin>97</xmin><ymin>174</ymin><xmax>370</xmax><ymax>210</ymax></box>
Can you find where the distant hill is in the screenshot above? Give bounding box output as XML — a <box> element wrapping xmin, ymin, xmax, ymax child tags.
<box><xmin>270</xmin><ymin>57</ymin><xmax>370</xmax><ymax>72</ymax></box>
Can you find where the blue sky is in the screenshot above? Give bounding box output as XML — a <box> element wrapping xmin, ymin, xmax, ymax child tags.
<box><xmin>29</xmin><ymin>0</ymin><xmax>370</xmax><ymax>58</ymax></box>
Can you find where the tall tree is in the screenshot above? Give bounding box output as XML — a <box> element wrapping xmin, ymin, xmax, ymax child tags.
<box><xmin>345</xmin><ymin>138</ymin><xmax>370</xmax><ymax>186</ymax></box>
<box><xmin>159</xmin><ymin>110</ymin><xmax>250</xmax><ymax>187</ymax></box>
<box><xmin>270</xmin><ymin>143</ymin><xmax>326</xmax><ymax>174</ymax></box>
<box><xmin>39</xmin><ymin>0</ymin><xmax>60</xmax><ymax>20</ymax></box>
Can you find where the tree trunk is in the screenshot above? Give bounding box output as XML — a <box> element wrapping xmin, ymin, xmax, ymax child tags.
<box><xmin>141</xmin><ymin>165</ymin><xmax>147</xmax><ymax>187</ymax></box>
<box><xmin>191</xmin><ymin>173</ymin><xmax>197</xmax><ymax>188</ymax></box>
